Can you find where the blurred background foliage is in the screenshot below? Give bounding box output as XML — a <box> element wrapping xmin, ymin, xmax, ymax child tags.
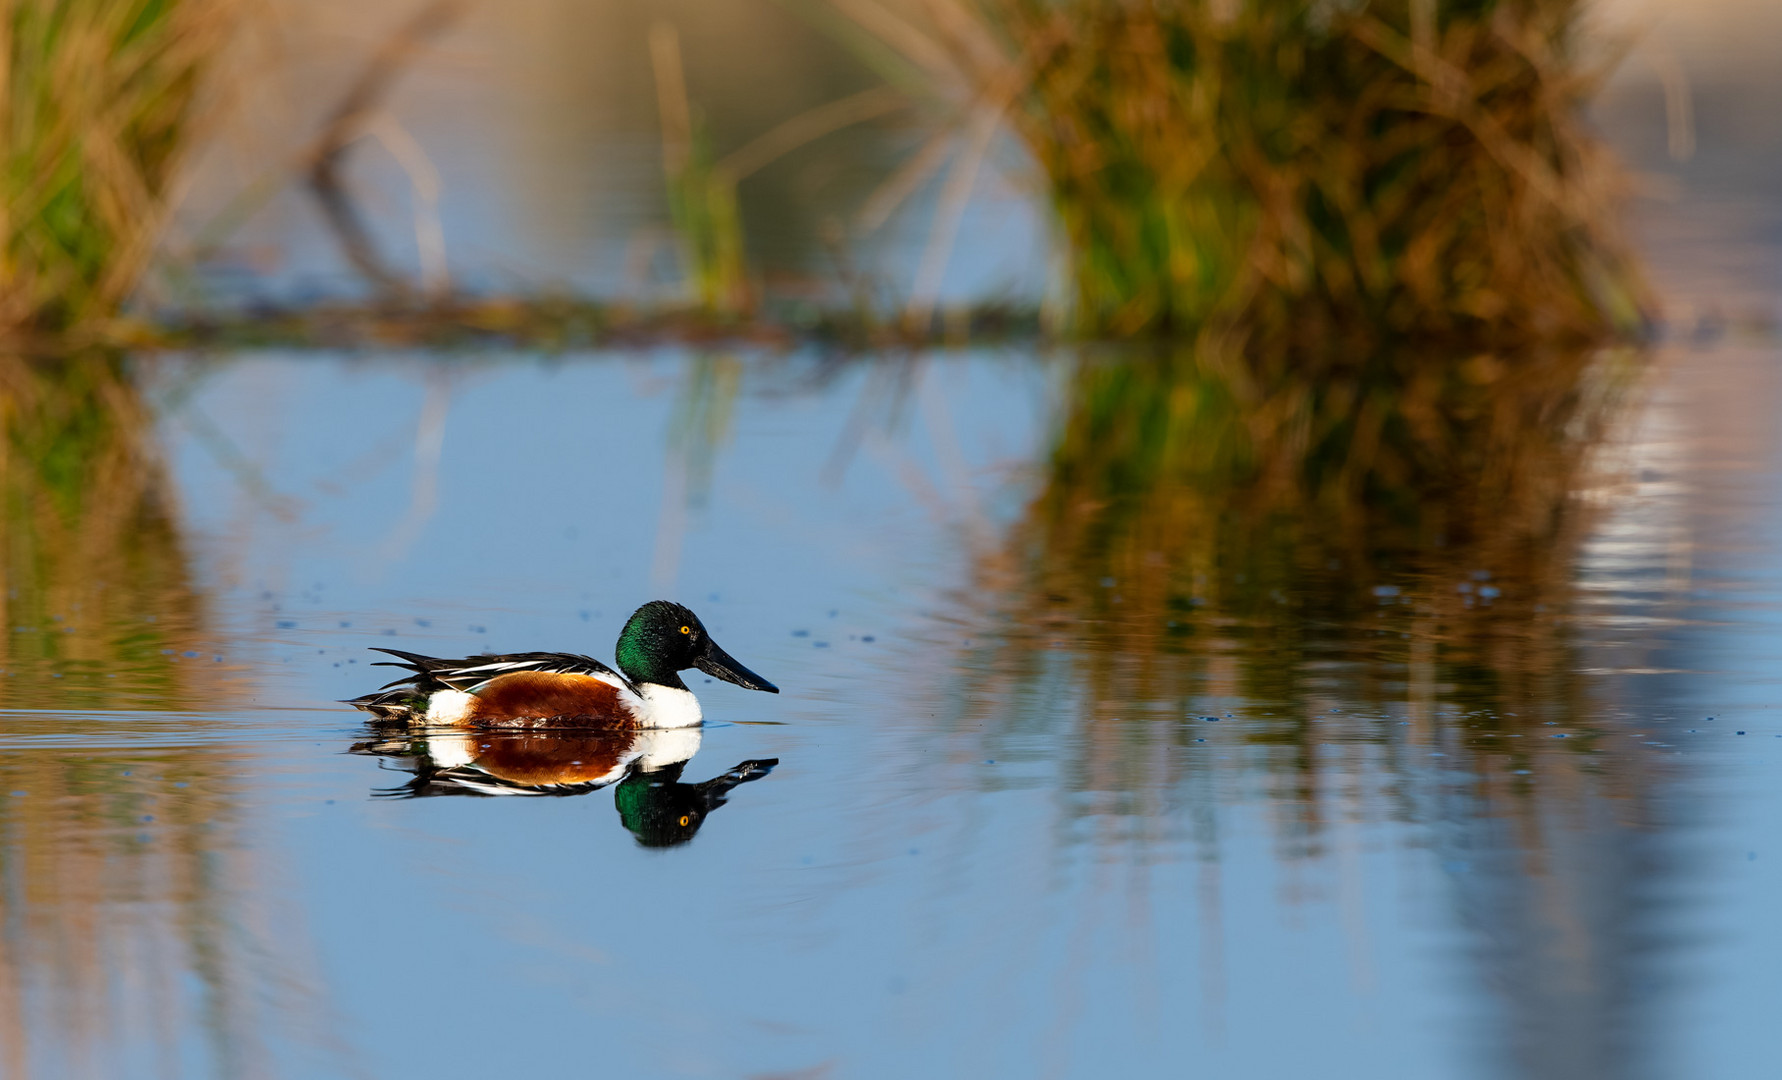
<box><xmin>0</xmin><ymin>0</ymin><xmax>1663</xmax><ymax>348</ymax></box>
<box><xmin>832</xmin><ymin>0</ymin><xmax>1644</xmax><ymax>344</ymax></box>
<box><xmin>0</xmin><ymin>0</ymin><xmax>236</xmax><ymax>339</ymax></box>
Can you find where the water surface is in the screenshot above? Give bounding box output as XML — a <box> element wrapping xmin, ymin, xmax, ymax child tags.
<box><xmin>0</xmin><ymin>315</ymin><xmax>1779</xmax><ymax>1078</ymax></box>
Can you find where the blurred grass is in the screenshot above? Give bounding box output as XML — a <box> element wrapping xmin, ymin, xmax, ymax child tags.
<box><xmin>0</xmin><ymin>0</ymin><xmax>235</xmax><ymax>338</ymax></box>
<box><xmin>836</xmin><ymin>0</ymin><xmax>1644</xmax><ymax>344</ymax></box>
<box><xmin>652</xmin><ymin>21</ymin><xmax>754</xmax><ymax>318</ymax></box>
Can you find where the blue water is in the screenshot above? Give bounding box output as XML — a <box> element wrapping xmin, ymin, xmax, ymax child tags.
<box><xmin>0</xmin><ymin>322</ymin><xmax>1776</xmax><ymax>1078</ymax></box>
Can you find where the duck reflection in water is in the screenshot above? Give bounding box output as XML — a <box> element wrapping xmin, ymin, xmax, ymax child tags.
<box><xmin>350</xmin><ymin>726</ymin><xmax>778</xmax><ymax>848</ymax></box>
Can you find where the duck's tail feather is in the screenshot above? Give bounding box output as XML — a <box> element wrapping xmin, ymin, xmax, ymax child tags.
<box><xmin>369</xmin><ymin>647</ymin><xmax>449</xmax><ymax>672</ymax></box>
<box><xmin>363</xmin><ymin>647</ymin><xmax>464</xmax><ymax>696</ymax></box>
<box><xmin>343</xmin><ymin>687</ymin><xmax>429</xmax><ymax>722</ymax></box>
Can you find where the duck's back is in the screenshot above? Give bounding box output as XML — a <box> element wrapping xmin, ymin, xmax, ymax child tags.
<box><xmin>349</xmin><ymin>649</ymin><xmax>648</xmax><ymax>728</ymax></box>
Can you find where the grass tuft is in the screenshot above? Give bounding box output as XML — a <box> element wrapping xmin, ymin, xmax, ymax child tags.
<box><xmin>651</xmin><ymin>21</ymin><xmax>754</xmax><ymax>318</ymax></box>
<box><xmin>0</xmin><ymin>0</ymin><xmax>235</xmax><ymax>337</ymax></box>
<box><xmin>838</xmin><ymin>0</ymin><xmax>1644</xmax><ymax>345</ymax></box>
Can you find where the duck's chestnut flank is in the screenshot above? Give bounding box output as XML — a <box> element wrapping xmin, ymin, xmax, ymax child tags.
<box><xmin>345</xmin><ymin>600</ymin><xmax>779</xmax><ymax>729</ymax></box>
<box><xmin>458</xmin><ymin>671</ymin><xmax>639</xmax><ymax>727</ymax></box>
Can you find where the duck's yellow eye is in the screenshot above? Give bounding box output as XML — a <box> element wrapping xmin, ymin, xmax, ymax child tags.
<box><xmin>680</xmin><ymin>625</ymin><xmax>692</xmax><ymax>635</ymax></box>
<box><xmin>678</xmin><ymin>815</ymin><xmax>691</xmax><ymax>826</ymax></box>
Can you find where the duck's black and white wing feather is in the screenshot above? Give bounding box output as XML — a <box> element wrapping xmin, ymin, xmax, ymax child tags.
<box><xmin>368</xmin><ymin>649</ymin><xmax>630</xmax><ymax>693</ymax></box>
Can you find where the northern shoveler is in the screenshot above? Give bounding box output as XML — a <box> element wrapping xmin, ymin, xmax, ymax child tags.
<box><xmin>345</xmin><ymin>600</ymin><xmax>779</xmax><ymax>729</ymax></box>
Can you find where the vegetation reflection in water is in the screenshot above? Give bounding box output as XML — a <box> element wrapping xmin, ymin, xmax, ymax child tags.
<box><xmin>0</xmin><ymin>353</ymin><xmax>334</xmax><ymax>1078</ymax></box>
<box><xmin>0</xmin><ymin>352</ymin><xmax>228</xmax><ymax>708</ymax></box>
<box><xmin>959</xmin><ymin>340</ymin><xmax>1643</xmax><ymax>778</ymax></box>
<box><xmin>932</xmin><ymin>339</ymin><xmax>1663</xmax><ymax>1074</ymax></box>
<box><xmin>351</xmin><ymin>726</ymin><xmax>780</xmax><ymax>848</ymax></box>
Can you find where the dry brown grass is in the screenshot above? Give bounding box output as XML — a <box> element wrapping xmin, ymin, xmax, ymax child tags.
<box><xmin>0</xmin><ymin>0</ymin><xmax>238</xmax><ymax>338</ymax></box>
<box><xmin>837</xmin><ymin>0</ymin><xmax>1644</xmax><ymax>345</ymax></box>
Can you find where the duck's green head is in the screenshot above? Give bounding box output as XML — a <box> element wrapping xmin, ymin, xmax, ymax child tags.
<box><xmin>614</xmin><ymin>600</ymin><xmax>780</xmax><ymax>694</ymax></box>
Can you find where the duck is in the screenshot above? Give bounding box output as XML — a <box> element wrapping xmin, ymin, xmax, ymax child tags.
<box><xmin>345</xmin><ymin>600</ymin><xmax>778</xmax><ymax>729</ymax></box>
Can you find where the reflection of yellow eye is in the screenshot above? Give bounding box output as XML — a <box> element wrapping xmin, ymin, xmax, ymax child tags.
<box><xmin>680</xmin><ymin>626</ymin><xmax>691</xmax><ymax>635</ymax></box>
<box><xmin>678</xmin><ymin>815</ymin><xmax>691</xmax><ymax>826</ymax></box>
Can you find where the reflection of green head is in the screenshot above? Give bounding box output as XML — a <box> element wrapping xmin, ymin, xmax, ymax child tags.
<box><xmin>613</xmin><ymin>758</ymin><xmax>778</xmax><ymax>848</ymax></box>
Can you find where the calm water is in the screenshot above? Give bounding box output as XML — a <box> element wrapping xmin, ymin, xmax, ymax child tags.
<box><xmin>0</xmin><ymin>317</ymin><xmax>1778</xmax><ymax>1079</ymax></box>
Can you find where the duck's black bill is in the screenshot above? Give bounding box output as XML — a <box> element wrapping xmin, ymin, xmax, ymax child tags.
<box><xmin>695</xmin><ymin>641</ymin><xmax>779</xmax><ymax>693</ymax></box>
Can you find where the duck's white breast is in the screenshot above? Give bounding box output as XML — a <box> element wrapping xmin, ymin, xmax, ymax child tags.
<box><xmin>635</xmin><ymin>684</ymin><xmax>702</xmax><ymax>728</ymax></box>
